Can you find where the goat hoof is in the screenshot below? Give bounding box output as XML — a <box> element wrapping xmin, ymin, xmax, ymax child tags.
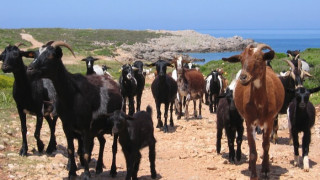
<box><xmin>261</xmin><ymin>172</ymin><xmax>269</xmax><ymax>179</ymax></box>
<box><xmin>110</xmin><ymin>168</ymin><xmax>117</xmax><ymax>177</ymax></box>
<box><xmin>46</xmin><ymin>143</ymin><xmax>57</xmax><ymax>154</ymax></box>
<box><xmin>19</xmin><ymin>147</ymin><xmax>28</xmax><ymax>156</ymax></box>
<box><xmin>163</xmin><ymin>126</ymin><xmax>169</xmax><ymax>133</ymax></box>
<box><xmin>197</xmin><ymin>115</ymin><xmax>202</xmax><ymax>119</ymax></box>
<box><xmin>96</xmin><ymin>168</ymin><xmax>103</xmax><ymax>175</ymax></box>
<box><xmin>37</xmin><ymin>141</ymin><xmax>45</xmax><ymax>153</ymax></box>
<box><xmin>68</xmin><ymin>172</ymin><xmax>77</xmax><ymax>180</ymax></box>
<box><xmin>151</xmin><ymin>172</ymin><xmax>157</xmax><ymax>179</ymax></box>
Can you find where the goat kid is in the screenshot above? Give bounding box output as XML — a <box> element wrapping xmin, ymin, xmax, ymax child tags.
<box><xmin>110</xmin><ymin>106</ymin><xmax>157</xmax><ymax>180</ymax></box>
<box><xmin>288</xmin><ymin>86</ymin><xmax>320</xmax><ymax>171</ymax></box>
<box><xmin>216</xmin><ymin>88</ymin><xmax>244</xmax><ymax>163</ymax></box>
<box><xmin>0</xmin><ymin>43</ymin><xmax>58</xmax><ymax>156</ymax></box>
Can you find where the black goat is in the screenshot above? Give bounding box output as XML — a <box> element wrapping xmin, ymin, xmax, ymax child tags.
<box><xmin>271</xmin><ymin>59</ymin><xmax>312</xmax><ymax>143</ymax></box>
<box><xmin>147</xmin><ymin>60</ymin><xmax>177</xmax><ymax>133</ymax></box>
<box><xmin>119</xmin><ymin>64</ymin><xmax>138</xmax><ymax>115</ymax></box>
<box><xmin>109</xmin><ymin>106</ymin><xmax>157</xmax><ymax>180</ymax></box>
<box><xmin>0</xmin><ymin>43</ymin><xmax>58</xmax><ymax>156</ymax></box>
<box><xmin>133</xmin><ymin>61</ymin><xmax>145</xmax><ymax>112</ymax></box>
<box><xmin>27</xmin><ymin>41</ymin><xmax>122</xmax><ymax>179</ymax></box>
<box><xmin>82</xmin><ymin>56</ymin><xmax>99</xmax><ymax>75</ymax></box>
<box><xmin>216</xmin><ymin>88</ymin><xmax>244</xmax><ymax>162</ymax></box>
<box><xmin>288</xmin><ymin>86</ymin><xmax>320</xmax><ymax>171</ymax></box>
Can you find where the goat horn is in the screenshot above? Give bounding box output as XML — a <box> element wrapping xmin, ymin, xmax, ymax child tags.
<box><xmin>256</xmin><ymin>43</ymin><xmax>272</xmax><ymax>51</ymax></box>
<box><xmin>113</xmin><ymin>58</ymin><xmax>124</xmax><ymax>65</ymax></box>
<box><xmin>51</xmin><ymin>41</ymin><xmax>76</xmax><ymax>58</ymax></box>
<box><xmin>303</xmin><ymin>70</ymin><xmax>312</xmax><ymax>77</ymax></box>
<box><xmin>15</xmin><ymin>42</ymin><xmax>26</xmax><ymax>48</ymax></box>
<box><xmin>288</xmin><ymin>53</ymin><xmax>293</xmax><ymax>60</ymax></box>
<box><xmin>284</xmin><ymin>59</ymin><xmax>295</xmax><ymax>71</ymax></box>
<box><xmin>295</xmin><ymin>54</ymin><xmax>300</xmax><ymax>60</ymax></box>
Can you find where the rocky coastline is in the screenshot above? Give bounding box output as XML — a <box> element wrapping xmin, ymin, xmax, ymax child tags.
<box><xmin>119</xmin><ymin>30</ymin><xmax>254</xmax><ymax>61</ymax></box>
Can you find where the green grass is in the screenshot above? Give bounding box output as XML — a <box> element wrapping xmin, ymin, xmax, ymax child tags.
<box><xmin>0</xmin><ymin>29</ymin><xmax>32</xmax><ymax>49</ymax></box>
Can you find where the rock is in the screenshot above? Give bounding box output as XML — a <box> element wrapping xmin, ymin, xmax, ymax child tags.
<box><xmin>7</xmin><ymin>153</ymin><xmax>18</xmax><ymax>157</ymax></box>
<box><xmin>0</xmin><ymin>153</ymin><xmax>6</xmax><ymax>158</ymax></box>
<box><xmin>0</xmin><ymin>144</ymin><xmax>5</xmax><ymax>151</ymax></box>
<box><xmin>207</xmin><ymin>166</ymin><xmax>217</xmax><ymax>170</ymax></box>
<box><xmin>179</xmin><ymin>155</ymin><xmax>188</xmax><ymax>159</ymax></box>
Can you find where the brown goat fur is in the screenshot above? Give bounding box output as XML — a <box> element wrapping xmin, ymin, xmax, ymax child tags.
<box><xmin>172</xmin><ymin>56</ymin><xmax>205</xmax><ymax>120</ymax></box>
<box><xmin>223</xmin><ymin>44</ymin><xmax>285</xmax><ymax>180</ymax></box>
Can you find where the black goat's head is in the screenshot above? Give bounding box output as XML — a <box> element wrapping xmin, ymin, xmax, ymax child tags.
<box><xmin>1</xmin><ymin>43</ymin><xmax>35</xmax><ymax>73</ymax></box>
<box><xmin>27</xmin><ymin>41</ymin><xmax>76</xmax><ymax>78</ymax></box>
<box><xmin>121</xmin><ymin>64</ymin><xmax>138</xmax><ymax>80</ymax></box>
<box><xmin>133</xmin><ymin>60</ymin><xmax>144</xmax><ymax>75</ymax></box>
<box><xmin>82</xmin><ymin>56</ymin><xmax>98</xmax><ymax>69</ymax></box>
<box><xmin>210</xmin><ymin>70</ymin><xmax>220</xmax><ymax>82</ymax></box>
<box><xmin>109</xmin><ymin>110</ymin><xmax>134</xmax><ymax>135</ymax></box>
<box><xmin>295</xmin><ymin>87</ymin><xmax>310</xmax><ymax>109</ymax></box>
<box><xmin>147</xmin><ymin>60</ymin><xmax>173</xmax><ymax>77</ymax></box>
<box><xmin>295</xmin><ymin>86</ymin><xmax>320</xmax><ymax>109</ymax></box>
<box><xmin>102</xmin><ymin>65</ymin><xmax>111</xmax><ymax>72</ymax></box>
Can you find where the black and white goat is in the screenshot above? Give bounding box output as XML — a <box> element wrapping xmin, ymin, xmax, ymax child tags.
<box><xmin>216</xmin><ymin>86</ymin><xmax>244</xmax><ymax>163</ymax></box>
<box><xmin>82</xmin><ymin>56</ymin><xmax>111</xmax><ymax>76</ymax></box>
<box><xmin>205</xmin><ymin>70</ymin><xmax>224</xmax><ymax>113</ymax></box>
<box><xmin>27</xmin><ymin>41</ymin><xmax>122</xmax><ymax>179</ymax></box>
<box><xmin>147</xmin><ymin>60</ymin><xmax>177</xmax><ymax>133</ymax></box>
<box><xmin>0</xmin><ymin>43</ymin><xmax>58</xmax><ymax>156</ymax></box>
<box><xmin>288</xmin><ymin>86</ymin><xmax>320</xmax><ymax>171</ymax></box>
<box><xmin>133</xmin><ymin>60</ymin><xmax>146</xmax><ymax>112</ymax></box>
<box><xmin>119</xmin><ymin>64</ymin><xmax>138</xmax><ymax>115</ymax></box>
<box><xmin>109</xmin><ymin>106</ymin><xmax>157</xmax><ymax>180</ymax></box>
<box><xmin>271</xmin><ymin>59</ymin><xmax>312</xmax><ymax>143</ymax></box>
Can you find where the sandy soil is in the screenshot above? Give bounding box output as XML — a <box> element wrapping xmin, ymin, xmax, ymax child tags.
<box><xmin>0</xmin><ymin>75</ymin><xmax>320</xmax><ymax>180</ymax></box>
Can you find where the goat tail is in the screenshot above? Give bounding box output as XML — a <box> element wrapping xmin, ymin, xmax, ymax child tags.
<box><xmin>146</xmin><ymin>105</ymin><xmax>152</xmax><ymax>116</ymax></box>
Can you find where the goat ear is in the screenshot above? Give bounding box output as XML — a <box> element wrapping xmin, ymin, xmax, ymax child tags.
<box><xmin>81</xmin><ymin>58</ymin><xmax>87</xmax><ymax>61</ymax></box>
<box><xmin>21</xmin><ymin>51</ymin><xmax>35</xmax><ymax>58</ymax></box>
<box><xmin>263</xmin><ymin>50</ymin><xmax>275</xmax><ymax>61</ymax></box>
<box><xmin>166</xmin><ymin>62</ymin><xmax>174</xmax><ymax>68</ymax></box>
<box><xmin>222</xmin><ymin>55</ymin><xmax>240</xmax><ymax>63</ymax></box>
<box><xmin>309</xmin><ymin>86</ymin><xmax>320</xmax><ymax>94</ymax></box>
<box><xmin>146</xmin><ymin>62</ymin><xmax>156</xmax><ymax>67</ymax></box>
<box><xmin>93</xmin><ymin>58</ymin><xmax>99</xmax><ymax>61</ymax></box>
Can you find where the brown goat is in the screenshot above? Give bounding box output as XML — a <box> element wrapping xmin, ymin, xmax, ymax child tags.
<box><xmin>223</xmin><ymin>44</ymin><xmax>285</xmax><ymax>180</ymax></box>
<box><xmin>172</xmin><ymin>56</ymin><xmax>205</xmax><ymax>120</ymax></box>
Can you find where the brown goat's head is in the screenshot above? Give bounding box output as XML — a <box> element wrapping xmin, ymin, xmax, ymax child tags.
<box><xmin>222</xmin><ymin>43</ymin><xmax>275</xmax><ymax>85</ymax></box>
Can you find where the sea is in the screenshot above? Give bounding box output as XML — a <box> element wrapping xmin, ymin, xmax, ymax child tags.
<box><xmin>187</xmin><ymin>29</ymin><xmax>320</xmax><ymax>65</ymax></box>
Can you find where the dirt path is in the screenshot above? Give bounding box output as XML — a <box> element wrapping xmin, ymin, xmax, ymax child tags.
<box><xmin>1</xmin><ymin>77</ymin><xmax>320</xmax><ymax>180</ymax></box>
<box><xmin>20</xmin><ymin>33</ymin><xmax>43</xmax><ymax>50</ymax></box>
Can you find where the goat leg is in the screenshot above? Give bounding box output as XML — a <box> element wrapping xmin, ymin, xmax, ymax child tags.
<box><xmin>132</xmin><ymin>152</ymin><xmax>142</xmax><ymax>180</ymax></box>
<box><xmin>110</xmin><ymin>134</ymin><xmax>118</xmax><ymax>177</ymax></box>
<box><xmin>292</xmin><ymin>128</ymin><xmax>300</xmax><ymax>167</ymax></box>
<box><xmin>82</xmin><ymin>134</ymin><xmax>93</xmax><ymax>180</ymax></box>
<box><xmin>149</xmin><ymin>141</ymin><xmax>157</xmax><ymax>179</ymax></box>
<box><xmin>34</xmin><ymin>114</ymin><xmax>45</xmax><ymax>153</ymax></box>
<box><xmin>44</xmin><ymin>115</ymin><xmax>57</xmax><ymax>154</ymax></box>
<box><xmin>163</xmin><ymin>103</ymin><xmax>169</xmax><ymax>133</ymax></box>
<box><xmin>246</xmin><ymin>123</ymin><xmax>258</xmax><ymax>179</ymax></box>
<box><xmin>236</xmin><ymin>125</ymin><xmax>244</xmax><ymax>161</ymax></box>
<box><xmin>96</xmin><ymin>135</ymin><xmax>106</xmax><ymax>174</ymax></box>
<box><xmin>226</xmin><ymin>128</ymin><xmax>236</xmax><ymax>163</ymax></box>
<box><xmin>18</xmin><ymin>109</ymin><xmax>28</xmax><ymax>156</ymax></box>
<box><xmin>169</xmin><ymin>102</ymin><xmax>174</xmax><ymax>127</ymax></box>
<box><xmin>302</xmin><ymin>130</ymin><xmax>311</xmax><ymax>171</ymax></box>
<box><xmin>156</xmin><ymin>102</ymin><xmax>163</xmax><ymax>128</ymax></box>
<box><xmin>261</xmin><ymin>123</ymin><xmax>272</xmax><ymax>179</ymax></box>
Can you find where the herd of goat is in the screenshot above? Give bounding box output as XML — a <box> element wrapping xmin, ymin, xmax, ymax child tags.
<box><xmin>0</xmin><ymin>41</ymin><xmax>319</xmax><ymax>180</ymax></box>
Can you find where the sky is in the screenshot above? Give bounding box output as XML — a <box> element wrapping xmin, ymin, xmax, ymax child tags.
<box><xmin>1</xmin><ymin>0</ymin><xmax>319</xmax><ymax>30</ymax></box>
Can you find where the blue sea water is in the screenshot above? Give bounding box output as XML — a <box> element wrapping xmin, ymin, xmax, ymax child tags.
<box><xmin>188</xmin><ymin>29</ymin><xmax>320</xmax><ymax>65</ymax></box>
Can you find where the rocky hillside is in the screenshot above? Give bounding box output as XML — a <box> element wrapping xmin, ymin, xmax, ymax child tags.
<box><xmin>120</xmin><ymin>30</ymin><xmax>254</xmax><ymax>61</ymax></box>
